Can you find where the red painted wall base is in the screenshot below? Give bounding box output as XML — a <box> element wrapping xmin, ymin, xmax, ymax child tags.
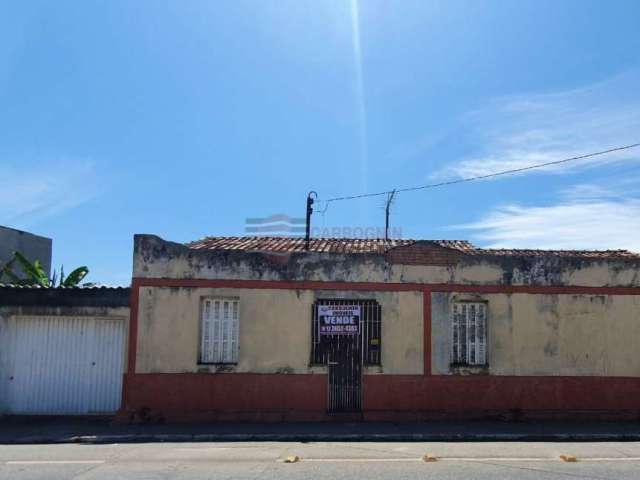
<box><xmin>117</xmin><ymin>373</ymin><xmax>328</xmax><ymax>423</ymax></box>
<box><xmin>118</xmin><ymin>373</ymin><xmax>640</xmax><ymax>423</ymax></box>
<box><xmin>363</xmin><ymin>375</ymin><xmax>640</xmax><ymax>421</ymax></box>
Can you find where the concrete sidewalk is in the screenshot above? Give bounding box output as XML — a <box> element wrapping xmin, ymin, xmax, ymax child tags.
<box><xmin>3</xmin><ymin>416</ymin><xmax>640</xmax><ymax>444</ymax></box>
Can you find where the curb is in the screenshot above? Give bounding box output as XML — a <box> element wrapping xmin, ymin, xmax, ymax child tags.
<box><xmin>5</xmin><ymin>432</ymin><xmax>640</xmax><ymax>445</ymax></box>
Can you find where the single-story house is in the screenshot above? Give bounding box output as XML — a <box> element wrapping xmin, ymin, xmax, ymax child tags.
<box><xmin>119</xmin><ymin>234</ymin><xmax>640</xmax><ymax>422</ymax></box>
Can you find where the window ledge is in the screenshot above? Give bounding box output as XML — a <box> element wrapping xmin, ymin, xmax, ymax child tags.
<box><xmin>197</xmin><ymin>364</ymin><xmax>238</xmax><ymax>373</ymax></box>
<box><xmin>449</xmin><ymin>364</ymin><xmax>489</xmax><ymax>375</ymax></box>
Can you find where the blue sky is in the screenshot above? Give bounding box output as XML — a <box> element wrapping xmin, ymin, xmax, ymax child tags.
<box><xmin>1</xmin><ymin>0</ymin><xmax>640</xmax><ymax>285</ymax></box>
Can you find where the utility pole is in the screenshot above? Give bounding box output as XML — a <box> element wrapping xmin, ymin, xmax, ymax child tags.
<box><xmin>385</xmin><ymin>189</ymin><xmax>396</xmax><ymax>240</ymax></box>
<box><xmin>305</xmin><ymin>191</ymin><xmax>317</xmax><ymax>250</ymax></box>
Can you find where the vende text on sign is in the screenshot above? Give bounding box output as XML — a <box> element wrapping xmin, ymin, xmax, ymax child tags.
<box><xmin>318</xmin><ymin>305</ymin><xmax>360</xmax><ymax>335</ymax></box>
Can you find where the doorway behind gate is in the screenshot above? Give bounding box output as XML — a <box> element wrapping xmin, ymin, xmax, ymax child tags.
<box><xmin>310</xmin><ymin>299</ymin><xmax>381</xmax><ymax>413</ymax></box>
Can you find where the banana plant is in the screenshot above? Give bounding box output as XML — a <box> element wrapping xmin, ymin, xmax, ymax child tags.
<box><xmin>56</xmin><ymin>264</ymin><xmax>90</xmax><ymax>287</ymax></box>
<box><xmin>0</xmin><ymin>251</ymin><xmax>88</xmax><ymax>287</ymax></box>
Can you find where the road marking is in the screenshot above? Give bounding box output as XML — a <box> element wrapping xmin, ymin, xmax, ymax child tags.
<box><xmin>295</xmin><ymin>458</ymin><xmax>423</xmax><ymax>462</ymax></box>
<box><xmin>6</xmin><ymin>460</ymin><xmax>106</xmax><ymax>465</ymax></box>
<box><xmin>288</xmin><ymin>457</ymin><xmax>640</xmax><ymax>463</ymax></box>
<box><xmin>174</xmin><ymin>447</ymin><xmax>231</xmax><ymax>452</ymax></box>
<box><xmin>582</xmin><ymin>457</ymin><xmax>640</xmax><ymax>461</ymax></box>
<box><xmin>451</xmin><ymin>457</ymin><xmax>640</xmax><ymax>462</ymax></box>
<box><xmin>444</xmin><ymin>457</ymin><xmax>559</xmax><ymax>462</ymax></box>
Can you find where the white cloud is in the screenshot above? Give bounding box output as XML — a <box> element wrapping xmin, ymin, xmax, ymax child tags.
<box><xmin>457</xmin><ymin>182</ymin><xmax>640</xmax><ymax>252</ymax></box>
<box><xmin>442</xmin><ymin>72</ymin><xmax>640</xmax><ymax>253</ymax></box>
<box><xmin>437</xmin><ymin>71</ymin><xmax>640</xmax><ymax>179</ymax></box>
<box><xmin>0</xmin><ymin>158</ymin><xmax>102</xmax><ymax>228</ymax></box>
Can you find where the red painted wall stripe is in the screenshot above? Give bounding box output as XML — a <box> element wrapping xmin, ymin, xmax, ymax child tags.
<box><xmin>423</xmin><ymin>289</ymin><xmax>431</xmax><ymax>376</ymax></box>
<box><xmin>120</xmin><ymin>281</ymin><xmax>139</xmax><ymax>408</ymax></box>
<box><xmin>132</xmin><ymin>277</ymin><xmax>640</xmax><ymax>295</ymax></box>
<box><xmin>125</xmin><ymin>278</ymin><xmax>141</xmax><ymax>376</ymax></box>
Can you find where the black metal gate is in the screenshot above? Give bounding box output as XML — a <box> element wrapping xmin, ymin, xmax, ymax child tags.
<box><xmin>311</xmin><ymin>299</ymin><xmax>381</xmax><ymax>414</ymax></box>
<box><xmin>327</xmin><ymin>332</ymin><xmax>362</xmax><ymax>413</ymax></box>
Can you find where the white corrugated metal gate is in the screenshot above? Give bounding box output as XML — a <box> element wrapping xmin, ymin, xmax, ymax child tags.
<box><xmin>0</xmin><ymin>315</ymin><xmax>126</xmax><ymax>414</ymax></box>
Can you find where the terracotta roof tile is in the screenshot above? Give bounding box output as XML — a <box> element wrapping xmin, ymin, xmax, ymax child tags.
<box><xmin>187</xmin><ymin>236</ymin><xmax>415</xmax><ymax>254</ymax></box>
<box><xmin>186</xmin><ymin>236</ymin><xmax>640</xmax><ymax>259</ymax></box>
<box><xmin>468</xmin><ymin>248</ymin><xmax>640</xmax><ymax>259</ymax></box>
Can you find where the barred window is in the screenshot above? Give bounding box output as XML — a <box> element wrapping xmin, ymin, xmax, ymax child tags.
<box><xmin>200</xmin><ymin>298</ymin><xmax>239</xmax><ymax>364</ymax></box>
<box><xmin>452</xmin><ymin>302</ymin><xmax>487</xmax><ymax>366</ymax></box>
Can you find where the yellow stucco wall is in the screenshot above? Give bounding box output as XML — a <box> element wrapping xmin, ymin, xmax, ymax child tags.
<box><xmin>431</xmin><ymin>293</ymin><xmax>640</xmax><ymax>376</ymax></box>
<box><xmin>135</xmin><ymin>287</ymin><xmax>423</xmax><ymax>375</ymax></box>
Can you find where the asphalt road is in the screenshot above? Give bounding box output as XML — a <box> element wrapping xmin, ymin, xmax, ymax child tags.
<box><xmin>2</xmin><ymin>441</ymin><xmax>640</xmax><ymax>479</ymax></box>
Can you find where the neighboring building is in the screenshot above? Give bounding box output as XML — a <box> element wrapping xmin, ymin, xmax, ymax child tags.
<box><xmin>0</xmin><ymin>226</ymin><xmax>52</xmax><ymax>278</ymax></box>
<box><xmin>0</xmin><ymin>285</ymin><xmax>130</xmax><ymax>415</ymax></box>
<box><xmin>120</xmin><ymin>234</ymin><xmax>640</xmax><ymax>422</ymax></box>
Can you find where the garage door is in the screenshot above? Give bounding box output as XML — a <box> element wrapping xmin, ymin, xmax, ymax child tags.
<box><xmin>0</xmin><ymin>315</ymin><xmax>126</xmax><ymax>414</ymax></box>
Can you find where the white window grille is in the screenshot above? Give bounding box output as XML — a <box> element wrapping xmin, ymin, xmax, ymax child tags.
<box><xmin>452</xmin><ymin>302</ymin><xmax>487</xmax><ymax>365</ymax></box>
<box><xmin>200</xmin><ymin>298</ymin><xmax>239</xmax><ymax>364</ymax></box>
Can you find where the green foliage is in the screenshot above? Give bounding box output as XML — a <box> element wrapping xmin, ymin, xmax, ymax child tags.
<box><xmin>13</xmin><ymin>252</ymin><xmax>49</xmax><ymax>287</ymax></box>
<box><xmin>0</xmin><ymin>251</ymin><xmax>90</xmax><ymax>287</ymax></box>
<box><xmin>61</xmin><ymin>266</ymin><xmax>89</xmax><ymax>287</ymax></box>
<box><xmin>0</xmin><ymin>257</ymin><xmax>23</xmax><ymax>284</ymax></box>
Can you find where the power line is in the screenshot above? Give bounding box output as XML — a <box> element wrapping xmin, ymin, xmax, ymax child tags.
<box><xmin>323</xmin><ymin>143</ymin><xmax>640</xmax><ymax>203</ymax></box>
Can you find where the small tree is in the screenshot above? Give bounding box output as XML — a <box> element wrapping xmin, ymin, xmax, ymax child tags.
<box><xmin>0</xmin><ymin>251</ymin><xmax>89</xmax><ymax>287</ymax></box>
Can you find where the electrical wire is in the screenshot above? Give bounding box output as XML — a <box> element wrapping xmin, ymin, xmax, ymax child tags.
<box><xmin>322</xmin><ymin>143</ymin><xmax>640</xmax><ymax>203</ymax></box>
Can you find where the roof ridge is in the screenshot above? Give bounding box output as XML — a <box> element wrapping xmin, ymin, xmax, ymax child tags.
<box><xmin>477</xmin><ymin>247</ymin><xmax>635</xmax><ymax>253</ymax></box>
<box><xmin>188</xmin><ymin>236</ymin><xmax>475</xmax><ymax>242</ymax></box>
<box><xmin>184</xmin><ymin>236</ymin><xmax>638</xmax><ymax>258</ymax></box>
